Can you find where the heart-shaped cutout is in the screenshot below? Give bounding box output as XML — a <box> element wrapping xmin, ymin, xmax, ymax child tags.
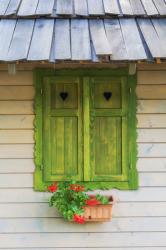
<box><xmin>103</xmin><ymin>92</ymin><xmax>112</xmax><ymax>101</ymax></box>
<box><xmin>60</xmin><ymin>92</ymin><xmax>68</xmax><ymax>101</ymax></box>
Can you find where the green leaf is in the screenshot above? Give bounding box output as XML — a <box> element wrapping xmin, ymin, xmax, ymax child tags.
<box><xmin>101</xmin><ymin>197</ymin><xmax>109</xmax><ymax>204</ymax></box>
<box><xmin>63</xmin><ymin>211</ymin><xmax>67</xmax><ymax>219</ymax></box>
<box><xmin>95</xmin><ymin>194</ymin><xmax>109</xmax><ymax>204</ymax></box>
<box><xmin>67</xmin><ymin>210</ymin><xmax>74</xmax><ymax>221</ymax></box>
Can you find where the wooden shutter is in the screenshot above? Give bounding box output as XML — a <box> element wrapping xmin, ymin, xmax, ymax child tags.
<box><xmin>88</xmin><ymin>77</ymin><xmax>129</xmax><ymax>182</ymax></box>
<box><xmin>43</xmin><ymin>77</ymin><xmax>83</xmax><ymax>182</ymax></box>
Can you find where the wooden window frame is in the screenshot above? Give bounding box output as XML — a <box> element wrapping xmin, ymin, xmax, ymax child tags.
<box><xmin>34</xmin><ymin>68</ymin><xmax>138</xmax><ymax>191</ymax></box>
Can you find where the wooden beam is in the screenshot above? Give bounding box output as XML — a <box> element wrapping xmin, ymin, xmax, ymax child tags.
<box><xmin>7</xmin><ymin>63</ymin><xmax>16</xmax><ymax>75</ymax></box>
<box><xmin>129</xmin><ymin>63</ymin><xmax>136</xmax><ymax>75</ymax></box>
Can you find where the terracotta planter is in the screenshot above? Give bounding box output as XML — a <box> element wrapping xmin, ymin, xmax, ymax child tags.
<box><xmin>83</xmin><ymin>196</ymin><xmax>114</xmax><ymax>222</ymax></box>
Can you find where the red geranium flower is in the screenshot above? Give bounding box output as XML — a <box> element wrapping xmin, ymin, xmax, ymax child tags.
<box><xmin>73</xmin><ymin>214</ymin><xmax>85</xmax><ymax>224</ymax></box>
<box><xmin>70</xmin><ymin>184</ymin><xmax>84</xmax><ymax>192</ymax></box>
<box><xmin>75</xmin><ymin>185</ymin><xmax>84</xmax><ymax>192</ymax></box>
<box><xmin>69</xmin><ymin>184</ymin><xmax>75</xmax><ymax>191</ymax></box>
<box><xmin>85</xmin><ymin>198</ymin><xmax>100</xmax><ymax>206</ymax></box>
<box><xmin>48</xmin><ymin>183</ymin><xmax>58</xmax><ymax>193</ymax></box>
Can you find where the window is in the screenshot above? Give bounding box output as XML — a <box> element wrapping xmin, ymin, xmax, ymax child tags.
<box><xmin>34</xmin><ymin>69</ymin><xmax>138</xmax><ymax>191</ymax></box>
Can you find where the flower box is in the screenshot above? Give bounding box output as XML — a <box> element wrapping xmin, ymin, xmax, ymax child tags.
<box><xmin>83</xmin><ymin>196</ymin><xmax>114</xmax><ymax>222</ymax></box>
<box><xmin>48</xmin><ymin>182</ymin><xmax>115</xmax><ymax>224</ymax></box>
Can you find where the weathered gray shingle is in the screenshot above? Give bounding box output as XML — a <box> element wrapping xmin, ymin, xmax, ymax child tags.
<box><xmin>1</xmin><ymin>0</ymin><xmax>166</xmax><ymax>17</ymax></box>
<box><xmin>0</xmin><ymin>17</ymin><xmax>165</xmax><ymax>63</ymax></box>
<box><xmin>0</xmin><ymin>0</ymin><xmax>165</xmax><ymax>63</ymax></box>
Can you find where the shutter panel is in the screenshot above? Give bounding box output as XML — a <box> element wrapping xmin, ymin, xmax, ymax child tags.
<box><xmin>43</xmin><ymin>77</ymin><xmax>83</xmax><ymax>182</ymax></box>
<box><xmin>89</xmin><ymin>77</ymin><xmax>129</xmax><ymax>181</ymax></box>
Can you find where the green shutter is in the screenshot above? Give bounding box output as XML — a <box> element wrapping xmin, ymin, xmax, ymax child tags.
<box><xmin>88</xmin><ymin>77</ymin><xmax>129</xmax><ymax>181</ymax></box>
<box><xmin>34</xmin><ymin>69</ymin><xmax>138</xmax><ymax>191</ymax></box>
<box><xmin>43</xmin><ymin>77</ymin><xmax>83</xmax><ymax>181</ymax></box>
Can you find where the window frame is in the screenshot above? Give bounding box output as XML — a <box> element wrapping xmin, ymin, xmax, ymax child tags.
<box><xmin>34</xmin><ymin>68</ymin><xmax>138</xmax><ymax>191</ymax></box>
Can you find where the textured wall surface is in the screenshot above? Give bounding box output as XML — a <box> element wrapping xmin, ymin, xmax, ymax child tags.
<box><xmin>0</xmin><ymin>65</ymin><xmax>166</xmax><ymax>249</ymax></box>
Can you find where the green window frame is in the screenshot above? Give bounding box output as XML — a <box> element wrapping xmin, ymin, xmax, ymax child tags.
<box><xmin>34</xmin><ymin>69</ymin><xmax>138</xmax><ymax>191</ymax></box>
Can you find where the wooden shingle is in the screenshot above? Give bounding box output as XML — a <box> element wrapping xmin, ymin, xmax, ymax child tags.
<box><xmin>71</xmin><ymin>19</ymin><xmax>91</xmax><ymax>60</ymax></box>
<box><xmin>28</xmin><ymin>19</ymin><xmax>54</xmax><ymax>61</ymax></box>
<box><xmin>138</xmin><ymin>18</ymin><xmax>166</xmax><ymax>58</ymax></box>
<box><xmin>7</xmin><ymin>19</ymin><xmax>34</xmax><ymax>61</ymax></box>
<box><xmin>54</xmin><ymin>19</ymin><xmax>71</xmax><ymax>60</ymax></box>
<box><xmin>89</xmin><ymin>19</ymin><xmax>112</xmax><ymax>55</ymax></box>
<box><xmin>120</xmin><ymin>18</ymin><xmax>147</xmax><ymax>60</ymax></box>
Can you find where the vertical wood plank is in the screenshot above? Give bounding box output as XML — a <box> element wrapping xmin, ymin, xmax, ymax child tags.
<box><xmin>120</xmin><ymin>18</ymin><xmax>146</xmax><ymax>60</ymax></box>
<box><xmin>36</xmin><ymin>0</ymin><xmax>54</xmax><ymax>15</ymax></box>
<box><xmin>83</xmin><ymin>77</ymin><xmax>91</xmax><ymax>181</ymax></box>
<box><xmin>151</xmin><ymin>19</ymin><xmax>166</xmax><ymax>48</ymax></box>
<box><xmin>0</xmin><ymin>0</ymin><xmax>10</xmax><ymax>15</ymax></box>
<box><xmin>94</xmin><ymin>117</ymin><xmax>122</xmax><ymax>176</ymax></box>
<box><xmin>153</xmin><ymin>0</ymin><xmax>166</xmax><ymax>15</ymax></box>
<box><xmin>7</xmin><ymin>19</ymin><xmax>34</xmax><ymax>61</ymax></box>
<box><xmin>130</xmin><ymin>0</ymin><xmax>145</xmax><ymax>15</ymax></box>
<box><xmin>87</xmin><ymin>0</ymin><xmax>104</xmax><ymax>15</ymax></box>
<box><xmin>141</xmin><ymin>0</ymin><xmax>159</xmax><ymax>16</ymax></box>
<box><xmin>28</xmin><ymin>19</ymin><xmax>54</xmax><ymax>61</ymax></box>
<box><xmin>104</xmin><ymin>19</ymin><xmax>128</xmax><ymax>60</ymax></box>
<box><xmin>0</xmin><ymin>20</ymin><xmax>16</xmax><ymax>60</ymax></box>
<box><xmin>18</xmin><ymin>0</ymin><xmax>39</xmax><ymax>16</ymax></box>
<box><xmin>103</xmin><ymin>0</ymin><xmax>120</xmax><ymax>15</ymax></box>
<box><xmin>65</xmin><ymin>118</ymin><xmax>74</xmax><ymax>175</ymax></box>
<box><xmin>71</xmin><ymin>19</ymin><xmax>91</xmax><ymax>60</ymax></box>
<box><xmin>56</xmin><ymin>0</ymin><xmax>73</xmax><ymax>15</ymax></box>
<box><xmin>74</xmin><ymin>0</ymin><xmax>88</xmax><ymax>16</ymax></box>
<box><xmin>119</xmin><ymin>0</ymin><xmax>133</xmax><ymax>15</ymax></box>
<box><xmin>54</xmin><ymin>19</ymin><xmax>71</xmax><ymax>60</ymax></box>
<box><xmin>91</xmin><ymin>41</ymin><xmax>99</xmax><ymax>62</ymax></box>
<box><xmin>89</xmin><ymin>19</ymin><xmax>112</xmax><ymax>55</ymax></box>
<box><xmin>52</xmin><ymin>118</ymin><xmax>65</xmax><ymax>175</ymax></box>
<box><xmin>5</xmin><ymin>0</ymin><xmax>21</xmax><ymax>16</ymax></box>
<box><xmin>44</xmin><ymin>77</ymin><xmax>83</xmax><ymax>182</ymax></box>
<box><xmin>138</xmin><ymin>18</ymin><xmax>166</xmax><ymax>58</ymax></box>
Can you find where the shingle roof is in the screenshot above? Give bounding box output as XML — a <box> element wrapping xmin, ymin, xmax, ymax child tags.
<box><xmin>0</xmin><ymin>0</ymin><xmax>166</xmax><ymax>63</ymax></box>
<box><xmin>1</xmin><ymin>0</ymin><xmax>166</xmax><ymax>18</ymax></box>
